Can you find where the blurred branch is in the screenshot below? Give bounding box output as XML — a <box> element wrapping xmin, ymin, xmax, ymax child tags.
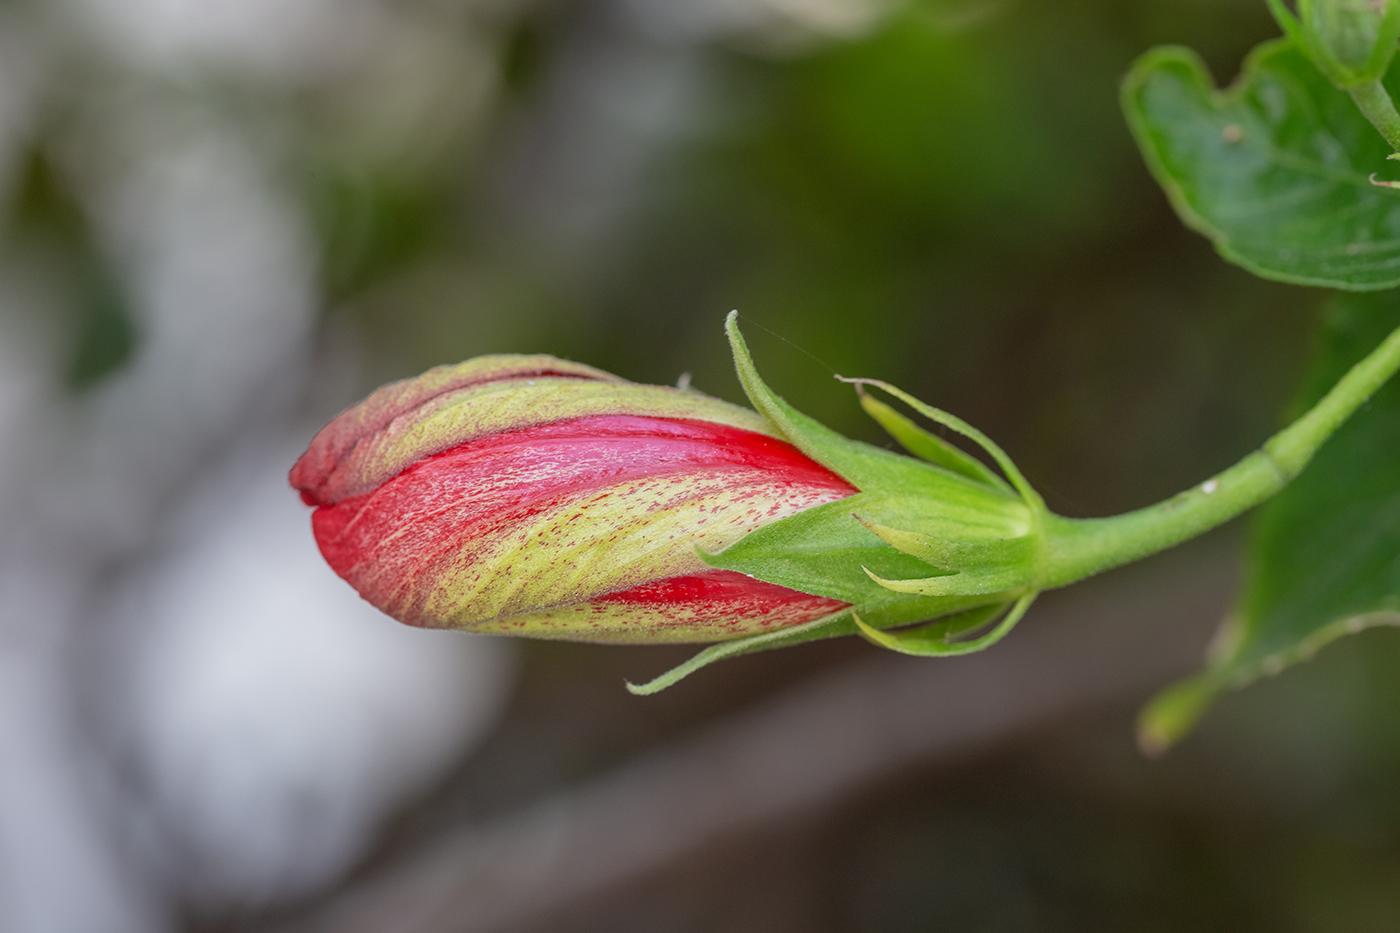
<box><xmin>261</xmin><ymin>539</ymin><xmax>1235</xmax><ymax>933</ymax></box>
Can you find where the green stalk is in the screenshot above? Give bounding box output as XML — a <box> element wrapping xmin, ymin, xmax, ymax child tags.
<box><xmin>1349</xmin><ymin>79</ymin><xmax>1400</xmax><ymax>152</ymax></box>
<box><xmin>1040</xmin><ymin>322</ymin><xmax>1400</xmax><ymax>589</ymax></box>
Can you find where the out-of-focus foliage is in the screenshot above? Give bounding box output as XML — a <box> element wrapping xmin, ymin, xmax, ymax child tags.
<box><xmin>331</xmin><ymin>0</ymin><xmax>1306</xmax><ymax>518</ymax></box>
<box><xmin>5</xmin><ymin>148</ymin><xmax>136</xmax><ymax>390</ymax></box>
<box><xmin>1235</xmin><ymin>290</ymin><xmax>1400</xmax><ymax>680</ymax></box>
<box><xmin>0</xmin><ymin>0</ymin><xmax>521</xmax><ymax>925</ymax></box>
<box><xmin>1144</xmin><ymin>290</ymin><xmax>1400</xmax><ymax>750</ymax></box>
<box><xmin>1125</xmin><ymin>10</ymin><xmax>1400</xmax><ymax>746</ymax></box>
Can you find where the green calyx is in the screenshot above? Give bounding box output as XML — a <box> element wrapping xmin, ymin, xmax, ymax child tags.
<box><xmin>627</xmin><ymin>313</ymin><xmax>1400</xmax><ymax>697</ymax></box>
<box><xmin>626</xmin><ymin>315</ymin><xmax>1050</xmax><ymax>695</ymax></box>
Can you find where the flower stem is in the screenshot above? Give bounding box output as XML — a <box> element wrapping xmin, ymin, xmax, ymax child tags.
<box><xmin>1040</xmin><ymin>322</ymin><xmax>1400</xmax><ymax>589</ymax></box>
<box><xmin>1350</xmin><ymin>79</ymin><xmax>1400</xmax><ymax>152</ymax></box>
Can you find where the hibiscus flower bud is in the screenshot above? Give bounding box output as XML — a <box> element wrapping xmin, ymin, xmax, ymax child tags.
<box><xmin>293</xmin><ymin>308</ymin><xmax>1400</xmax><ymax>701</ymax></box>
<box><xmin>290</xmin><ymin>354</ymin><xmax>858</xmax><ymax>643</ymax></box>
<box><xmin>293</xmin><ymin>314</ymin><xmax>1055</xmax><ymax>691</ymax></box>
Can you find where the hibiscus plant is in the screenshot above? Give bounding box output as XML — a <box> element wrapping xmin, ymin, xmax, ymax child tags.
<box><xmin>294</xmin><ymin>0</ymin><xmax>1400</xmax><ymax>752</ymax></box>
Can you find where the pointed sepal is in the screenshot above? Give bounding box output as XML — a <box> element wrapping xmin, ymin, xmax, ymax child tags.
<box><xmin>854</xmin><ymin>516</ymin><xmax>1037</xmax><ymax>570</ymax></box>
<box><xmin>863</xmin><ymin>565</ymin><xmax>1034</xmax><ymax>598</ymax></box>
<box><xmin>626</xmin><ymin>586</ymin><xmax>1021</xmax><ymax>693</ymax></box>
<box><xmin>839</xmin><ymin>376</ymin><xmax>1046</xmax><ymax>513</ymax></box>
<box><xmin>852</xmin><ymin>592</ymin><xmax>1039</xmax><ymax>657</ymax></box>
<box><xmin>857</xmin><ymin>390</ymin><xmax>1010</xmax><ymax>491</ymax></box>
<box><xmin>626</xmin><ymin>610</ymin><xmax>853</xmax><ymax>695</ymax></box>
<box><xmin>726</xmin><ymin>313</ymin><xmax>1013</xmax><ymax>501</ymax></box>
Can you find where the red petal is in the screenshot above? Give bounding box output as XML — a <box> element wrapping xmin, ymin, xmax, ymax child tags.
<box><xmin>310</xmin><ymin>415</ymin><xmax>855</xmax><ymax>631</ymax></box>
<box><xmin>593</xmin><ymin>568</ymin><xmax>848</xmax><ymax>629</ymax></box>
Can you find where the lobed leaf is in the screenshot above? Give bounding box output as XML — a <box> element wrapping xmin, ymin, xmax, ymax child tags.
<box><xmin>1123</xmin><ymin>40</ymin><xmax>1400</xmax><ymax>290</ymax></box>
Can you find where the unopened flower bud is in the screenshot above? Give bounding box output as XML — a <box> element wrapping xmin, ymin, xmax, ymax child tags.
<box><xmin>290</xmin><ymin>355</ymin><xmax>856</xmax><ymax>642</ymax></box>
<box><xmin>292</xmin><ymin>308</ymin><xmax>1400</xmax><ymax>702</ymax></box>
<box><xmin>293</xmin><ymin>314</ymin><xmax>1054</xmax><ymax>690</ymax></box>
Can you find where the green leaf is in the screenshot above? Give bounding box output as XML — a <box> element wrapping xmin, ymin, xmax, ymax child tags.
<box><xmin>853</xmin><ymin>592</ymin><xmax>1038</xmax><ymax>657</ymax></box>
<box><xmin>1122</xmin><ymin>40</ymin><xmax>1400</xmax><ymax>290</ymax></box>
<box><xmin>1230</xmin><ymin>291</ymin><xmax>1400</xmax><ymax>673</ymax></box>
<box><xmin>864</xmin><ymin>563</ymin><xmax>1034</xmax><ymax>598</ymax></box>
<box><xmin>1136</xmin><ymin>673</ymin><xmax>1224</xmax><ymax>757</ymax></box>
<box><xmin>1143</xmin><ymin>290</ymin><xmax>1400</xmax><ymax>747</ymax></box>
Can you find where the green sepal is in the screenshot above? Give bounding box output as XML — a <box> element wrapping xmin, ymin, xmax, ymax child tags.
<box><xmin>626</xmin><ymin>590</ymin><xmax>1013</xmax><ymax>694</ymax></box>
<box><xmin>864</xmin><ymin>564</ymin><xmax>1032</xmax><ymax>598</ymax></box>
<box><xmin>855</xmin><ymin>516</ymin><xmax>1036</xmax><ymax>570</ymax></box>
<box><xmin>632</xmin><ymin>315</ymin><xmax>1045</xmax><ymax>696</ymax></box>
<box><xmin>725</xmin><ymin>313</ymin><xmax>1021</xmax><ymax>502</ymax></box>
<box><xmin>852</xmin><ymin>602</ymin><xmax>1007</xmax><ymax>653</ymax></box>
<box><xmin>703</xmin><ymin>490</ymin><xmax>1031</xmax><ymax>604</ymax></box>
<box><xmin>841</xmin><ymin>377</ymin><xmax>1045</xmax><ymax>512</ymax></box>
<box><xmin>721</xmin><ymin>313</ymin><xmax>1033</xmax><ymax>602</ymax></box>
<box><xmin>853</xmin><ymin>591</ymin><xmax>1038</xmax><ymax>657</ymax></box>
<box><xmin>857</xmin><ymin>391</ymin><xmax>1010</xmax><ymax>491</ymax></box>
<box><xmin>626</xmin><ymin>610</ymin><xmax>854</xmax><ymax>695</ymax></box>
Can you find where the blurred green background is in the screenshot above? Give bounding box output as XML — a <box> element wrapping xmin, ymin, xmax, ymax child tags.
<box><xmin>10</xmin><ymin>0</ymin><xmax>1400</xmax><ymax>930</ymax></box>
<box><xmin>316</xmin><ymin>0</ymin><xmax>1311</xmax><ymax>516</ymax></box>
